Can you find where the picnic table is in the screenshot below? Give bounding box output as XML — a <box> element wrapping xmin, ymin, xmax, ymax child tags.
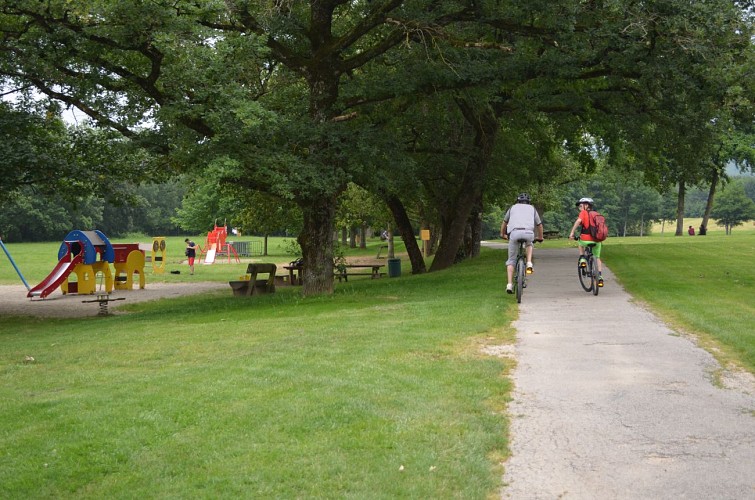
<box><xmin>283</xmin><ymin>263</ymin><xmax>303</xmax><ymax>286</ymax></box>
<box><xmin>336</xmin><ymin>263</ymin><xmax>385</xmax><ymax>282</ymax></box>
<box><xmin>229</xmin><ymin>263</ymin><xmax>277</xmax><ymax>295</ymax></box>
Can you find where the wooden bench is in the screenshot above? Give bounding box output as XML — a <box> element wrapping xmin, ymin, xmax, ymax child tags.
<box><xmin>336</xmin><ymin>264</ymin><xmax>385</xmax><ymax>282</ymax></box>
<box><xmin>229</xmin><ymin>263</ymin><xmax>277</xmax><ymax>296</ymax></box>
<box><xmin>543</xmin><ymin>230</ymin><xmax>561</xmax><ymax>240</ymax></box>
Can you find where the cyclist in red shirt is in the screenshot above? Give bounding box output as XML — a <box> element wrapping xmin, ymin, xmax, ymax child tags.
<box><xmin>568</xmin><ymin>197</ymin><xmax>604</xmax><ymax>287</ymax></box>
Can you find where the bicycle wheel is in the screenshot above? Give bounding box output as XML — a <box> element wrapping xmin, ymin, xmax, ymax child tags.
<box><xmin>578</xmin><ymin>256</ymin><xmax>593</xmax><ymax>292</ymax></box>
<box><xmin>589</xmin><ymin>256</ymin><xmax>599</xmax><ymax>296</ymax></box>
<box><xmin>515</xmin><ymin>256</ymin><xmax>525</xmax><ymax>303</ymax></box>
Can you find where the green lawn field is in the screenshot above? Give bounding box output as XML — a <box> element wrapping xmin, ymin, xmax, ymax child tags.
<box><xmin>0</xmin><ymin>230</ymin><xmax>752</xmax><ymax>497</ymax></box>
<box><xmin>1</xmin><ymin>239</ymin><xmax>513</xmax><ymax>498</ymax></box>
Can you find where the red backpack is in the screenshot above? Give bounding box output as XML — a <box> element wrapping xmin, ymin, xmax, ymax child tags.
<box><xmin>588</xmin><ymin>210</ymin><xmax>609</xmax><ymax>242</ymax></box>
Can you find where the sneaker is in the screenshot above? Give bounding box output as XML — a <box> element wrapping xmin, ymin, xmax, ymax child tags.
<box><xmin>506</xmin><ymin>283</ymin><xmax>514</xmax><ymax>294</ymax></box>
<box><xmin>526</xmin><ymin>262</ymin><xmax>533</xmax><ymax>274</ymax></box>
<box><xmin>579</xmin><ymin>257</ymin><xmax>587</xmax><ymax>268</ymax></box>
<box><xmin>598</xmin><ymin>275</ymin><xmax>604</xmax><ymax>287</ymax></box>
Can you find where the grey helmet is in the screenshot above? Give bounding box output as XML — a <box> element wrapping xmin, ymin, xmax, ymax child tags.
<box><xmin>575</xmin><ymin>197</ymin><xmax>594</xmax><ymax>207</ymax></box>
<box><xmin>517</xmin><ymin>193</ymin><xmax>531</xmax><ymax>204</ymax></box>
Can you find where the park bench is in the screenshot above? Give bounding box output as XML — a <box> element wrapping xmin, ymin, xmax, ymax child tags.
<box><xmin>543</xmin><ymin>230</ymin><xmax>561</xmax><ymax>240</ymax></box>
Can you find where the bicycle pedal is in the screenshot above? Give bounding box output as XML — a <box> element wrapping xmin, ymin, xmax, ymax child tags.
<box><xmin>526</xmin><ymin>269</ymin><xmax>533</xmax><ymax>275</ymax></box>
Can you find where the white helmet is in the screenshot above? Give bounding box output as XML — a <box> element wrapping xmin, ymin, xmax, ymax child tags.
<box><xmin>575</xmin><ymin>197</ymin><xmax>594</xmax><ymax>207</ymax></box>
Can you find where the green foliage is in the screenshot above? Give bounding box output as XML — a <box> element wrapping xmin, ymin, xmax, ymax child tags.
<box><xmin>0</xmin><ymin>103</ymin><xmax>75</xmax><ymax>197</ymax></box>
<box><xmin>711</xmin><ymin>180</ymin><xmax>755</xmax><ymax>233</ymax></box>
<box><xmin>2</xmin><ymin>0</ymin><xmax>752</xmax><ymax>292</ymax></box>
<box><xmin>235</xmin><ymin>191</ymin><xmax>303</xmax><ymax>239</ymax></box>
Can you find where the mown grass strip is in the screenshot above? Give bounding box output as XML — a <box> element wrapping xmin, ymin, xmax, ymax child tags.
<box><xmin>0</xmin><ymin>250</ymin><xmax>514</xmax><ymax>498</ymax></box>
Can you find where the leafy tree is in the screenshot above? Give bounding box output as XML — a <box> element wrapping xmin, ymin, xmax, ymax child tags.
<box><xmin>2</xmin><ymin>0</ymin><xmax>751</xmax><ymax>293</ymax></box>
<box><xmin>0</xmin><ymin>102</ymin><xmax>70</xmax><ymax>196</ymax></box>
<box><xmin>711</xmin><ymin>180</ymin><xmax>755</xmax><ymax>234</ymax></box>
<box><xmin>0</xmin><ymin>188</ymin><xmax>104</xmax><ymax>242</ymax></box>
<box><xmin>235</xmin><ymin>191</ymin><xmax>302</xmax><ymax>256</ymax></box>
<box><xmin>336</xmin><ymin>183</ymin><xmax>386</xmax><ymax>249</ymax></box>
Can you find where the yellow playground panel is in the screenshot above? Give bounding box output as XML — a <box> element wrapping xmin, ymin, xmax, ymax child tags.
<box><xmin>151</xmin><ymin>237</ymin><xmax>166</xmax><ymax>274</ymax></box>
<box><xmin>62</xmin><ymin>261</ymin><xmax>114</xmax><ymax>295</ymax></box>
<box><xmin>113</xmin><ymin>244</ymin><xmax>146</xmax><ymax>290</ymax></box>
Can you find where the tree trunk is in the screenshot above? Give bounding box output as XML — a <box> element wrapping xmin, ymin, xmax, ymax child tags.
<box><xmin>263</xmin><ymin>234</ymin><xmax>269</xmax><ymax>256</ymax></box>
<box><xmin>298</xmin><ymin>196</ymin><xmax>337</xmax><ymax>296</ymax></box>
<box><xmin>341</xmin><ymin>227</ymin><xmax>347</xmax><ymax>246</ymax></box>
<box><xmin>430</xmin><ymin>102</ymin><xmax>497</xmax><ymax>272</ymax></box>
<box><xmin>701</xmin><ymin>167</ymin><xmax>719</xmax><ymax>233</ymax></box>
<box><xmin>360</xmin><ymin>225</ymin><xmax>367</xmax><ymax>249</ymax></box>
<box><xmin>385</xmin><ymin>194</ymin><xmax>426</xmax><ymax>274</ymax></box>
<box><xmin>465</xmin><ymin>195</ymin><xmax>483</xmax><ymax>259</ymax></box>
<box><xmin>675</xmin><ymin>181</ymin><xmax>686</xmax><ymax>236</ymax></box>
<box><xmin>387</xmin><ymin>223</ymin><xmax>395</xmax><ymax>259</ymax></box>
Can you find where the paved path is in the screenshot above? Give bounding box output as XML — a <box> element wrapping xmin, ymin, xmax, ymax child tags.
<box><xmin>483</xmin><ymin>245</ymin><xmax>755</xmax><ymax>500</ymax></box>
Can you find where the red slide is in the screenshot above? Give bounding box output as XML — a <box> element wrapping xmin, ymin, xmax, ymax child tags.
<box><xmin>27</xmin><ymin>253</ymin><xmax>84</xmax><ymax>299</ymax></box>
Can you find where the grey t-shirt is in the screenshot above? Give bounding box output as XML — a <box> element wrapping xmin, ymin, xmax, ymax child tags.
<box><xmin>504</xmin><ymin>204</ymin><xmax>541</xmax><ymax>232</ymax></box>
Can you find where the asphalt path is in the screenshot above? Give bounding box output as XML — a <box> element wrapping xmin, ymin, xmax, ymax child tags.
<box><xmin>482</xmin><ymin>244</ymin><xmax>755</xmax><ymax>500</ymax></box>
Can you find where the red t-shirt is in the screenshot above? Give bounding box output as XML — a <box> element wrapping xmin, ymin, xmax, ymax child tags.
<box><xmin>579</xmin><ymin>210</ymin><xmax>594</xmax><ymax>242</ymax></box>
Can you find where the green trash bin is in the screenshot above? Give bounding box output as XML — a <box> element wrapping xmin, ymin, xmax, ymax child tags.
<box><xmin>387</xmin><ymin>258</ymin><xmax>401</xmax><ymax>278</ymax></box>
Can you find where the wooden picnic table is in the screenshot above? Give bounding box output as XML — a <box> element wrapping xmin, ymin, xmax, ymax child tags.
<box><xmin>283</xmin><ymin>264</ymin><xmax>303</xmax><ymax>286</ymax></box>
<box><xmin>337</xmin><ymin>263</ymin><xmax>385</xmax><ymax>282</ymax></box>
<box><xmin>229</xmin><ymin>263</ymin><xmax>277</xmax><ymax>295</ymax></box>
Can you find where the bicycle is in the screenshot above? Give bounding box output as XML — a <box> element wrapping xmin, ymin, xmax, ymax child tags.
<box><xmin>511</xmin><ymin>237</ymin><xmax>541</xmax><ymax>303</ymax></box>
<box><xmin>577</xmin><ymin>242</ymin><xmax>600</xmax><ymax>296</ymax></box>
<box><xmin>511</xmin><ymin>239</ymin><xmax>529</xmax><ymax>303</ymax></box>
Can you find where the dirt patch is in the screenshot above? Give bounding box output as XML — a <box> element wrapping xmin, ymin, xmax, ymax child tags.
<box><xmin>0</xmin><ymin>282</ymin><xmax>228</xmax><ymax>319</ymax></box>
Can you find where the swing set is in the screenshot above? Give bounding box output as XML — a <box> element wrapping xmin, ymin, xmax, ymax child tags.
<box><xmin>0</xmin><ymin>237</ymin><xmax>31</xmax><ymax>291</ymax></box>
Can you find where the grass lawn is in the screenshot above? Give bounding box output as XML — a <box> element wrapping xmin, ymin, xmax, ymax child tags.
<box><xmin>1</xmin><ymin>228</ymin><xmax>753</xmax><ymax>496</ymax></box>
<box><xmin>602</xmin><ymin>231</ymin><xmax>755</xmax><ymax>375</ymax></box>
<box><xmin>0</xmin><ymin>241</ymin><xmax>515</xmax><ymax>498</ymax></box>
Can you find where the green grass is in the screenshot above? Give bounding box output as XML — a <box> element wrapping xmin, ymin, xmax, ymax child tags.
<box><xmin>3</xmin><ymin>229</ymin><xmax>753</xmax><ymax>496</ymax></box>
<box><xmin>604</xmin><ymin>232</ymin><xmax>755</xmax><ymax>374</ymax></box>
<box><xmin>0</xmin><ymin>248</ymin><xmax>515</xmax><ymax>498</ymax></box>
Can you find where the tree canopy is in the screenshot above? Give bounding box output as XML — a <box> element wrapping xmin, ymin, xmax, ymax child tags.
<box><xmin>2</xmin><ymin>0</ymin><xmax>753</xmax><ymax>294</ymax></box>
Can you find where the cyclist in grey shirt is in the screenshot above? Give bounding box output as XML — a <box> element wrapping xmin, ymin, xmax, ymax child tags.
<box><xmin>500</xmin><ymin>193</ymin><xmax>544</xmax><ymax>294</ymax></box>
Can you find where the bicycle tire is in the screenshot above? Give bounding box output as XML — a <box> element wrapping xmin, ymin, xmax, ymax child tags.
<box><xmin>589</xmin><ymin>255</ymin><xmax>599</xmax><ymax>295</ymax></box>
<box><xmin>578</xmin><ymin>256</ymin><xmax>593</xmax><ymax>292</ymax></box>
<box><xmin>515</xmin><ymin>256</ymin><xmax>525</xmax><ymax>303</ymax></box>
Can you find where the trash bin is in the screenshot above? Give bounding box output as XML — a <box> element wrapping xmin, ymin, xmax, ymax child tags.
<box><xmin>387</xmin><ymin>258</ymin><xmax>401</xmax><ymax>278</ymax></box>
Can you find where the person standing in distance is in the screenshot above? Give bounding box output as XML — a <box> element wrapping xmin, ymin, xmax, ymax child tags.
<box><xmin>500</xmin><ymin>193</ymin><xmax>544</xmax><ymax>294</ymax></box>
<box><xmin>184</xmin><ymin>238</ymin><xmax>197</xmax><ymax>275</ymax></box>
<box><xmin>568</xmin><ymin>197</ymin><xmax>604</xmax><ymax>287</ymax></box>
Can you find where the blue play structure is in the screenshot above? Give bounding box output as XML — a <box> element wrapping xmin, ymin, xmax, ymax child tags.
<box><xmin>0</xmin><ymin>237</ymin><xmax>31</xmax><ymax>290</ymax></box>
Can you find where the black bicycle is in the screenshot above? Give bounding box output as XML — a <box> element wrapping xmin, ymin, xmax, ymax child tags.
<box><xmin>512</xmin><ymin>238</ymin><xmax>529</xmax><ymax>303</ymax></box>
<box><xmin>577</xmin><ymin>242</ymin><xmax>600</xmax><ymax>296</ymax></box>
